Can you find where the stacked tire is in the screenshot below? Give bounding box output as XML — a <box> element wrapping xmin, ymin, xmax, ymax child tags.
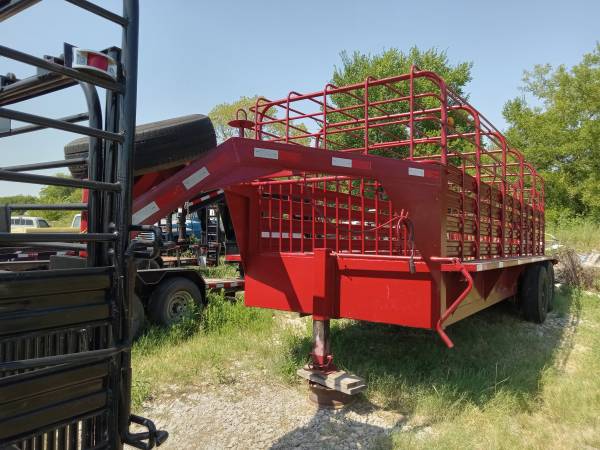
<box><xmin>64</xmin><ymin>114</ymin><xmax>217</xmax><ymax>178</ymax></box>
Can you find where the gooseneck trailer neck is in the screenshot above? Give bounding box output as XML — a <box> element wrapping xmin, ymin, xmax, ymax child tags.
<box><xmin>132</xmin><ymin>67</ymin><xmax>551</xmax><ymax>366</ymax></box>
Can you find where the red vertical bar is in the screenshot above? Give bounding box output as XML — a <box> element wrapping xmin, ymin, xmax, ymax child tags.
<box><xmin>474</xmin><ymin>114</ymin><xmax>481</xmax><ymax>259</ymax></box>
<box><xmin>300</xmin><ymin>177</ymin><xmax>305</xmax><ymax>253</ymax></box>
<box><xmin>285</xmin><ymin>94</ymin><xmax>291</xmax><ymax>144</ymax></box>
<box><xmin>323</xmin><ymin>180</ymin><xmax>327</xmax><ymax>249</ymax></box>
<box><xmin>335</xmin><ymin>179</ymin><xmax>339</xmax><ymax>252</ymax></box>
<box><xmin>461</xmin><ymin>159</ymin><xmax>466</xmax><ymax>260</ymax></box>
<box><xmin>278</xmin><ymin>184</ymin><xmax>283</xmax><ymax>252</ymax></box>
<box><xmin>347</xmin><ymin>180</ymin><xmax>352</xmax><ymax>253</ymax></box>
<box><xmin>323</xmin><ymin>85</ymin><xmax>328</xmax><ymax>150</ymax></box>
<box><xmin>360</xmin><ymin>178</ymin><xmax>365</xmax><ymax>253</ymax></box>
<box><xmin>289</xmin><ymin>183</ymin><xmax>293</xmax><ymax>252</ymax></box>
<box><xmin>388</xmin><ymin>192</ymin><xmax>393</xmax><ymax>255</ymax></box>
<box><xmin>363</xmin><ymin>78</ymin><xmax>370</xmax><ymax>155</ymax></box>
<box><xmin>312</xmin><ymin>180</ymin><xmax>316</xmax><ymax>252</ymax></box>
<box><xmin>439</xmin><ymin>82</ymin><xmax>448</xmax><ymax>165</ymax></box>
<box><xmin>374</xmin><ymin>181</ymin><xmax>379</xmax><ymax>254</ymax></box>
<box><xmin>268</xmin><ymin>184</ymin><xmax>273</xmax><ymax>252</ymax></box>
<box><xmin>501</xmin><ymin>140</ymin><xmax>507</xmax><ymax>257</ymax></box>
<box><xmin>519</xmin><ymin>156</ymin><xmax>525</xmax><ymax>256</ymax></box>
<box><xmin>409</xmin><ymin>66</ymin><xmax>415</xmax><ymax>160</ymax></box>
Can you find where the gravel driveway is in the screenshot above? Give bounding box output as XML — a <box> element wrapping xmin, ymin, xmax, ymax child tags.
<box><xmin>137</xmin><ymin>373</ymin><xmax>404</xmax><ymax>449</ymax></box>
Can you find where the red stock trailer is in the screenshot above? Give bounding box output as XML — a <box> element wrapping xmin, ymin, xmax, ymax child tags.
<box><xmin>132</xmin><ymin>67</ymin><xmax>553</xmax><ymax>374</ymax></box>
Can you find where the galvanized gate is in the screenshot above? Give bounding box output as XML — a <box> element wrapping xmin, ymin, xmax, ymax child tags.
<box><xmin>0</xmin><ymin>1</ymin><xmax>165</xmax><ymax>448</ymax></box>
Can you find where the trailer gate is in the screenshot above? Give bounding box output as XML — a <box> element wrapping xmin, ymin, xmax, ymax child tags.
<box><xmin>0</xmin><ymin>1</ymin><xmax>165</xmax><ymax>448</ymax></box>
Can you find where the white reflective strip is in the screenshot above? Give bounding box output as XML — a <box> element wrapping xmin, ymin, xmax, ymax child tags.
<box><xmin>217</xmin><ymin>189</ymin><xmax>224</xmax><ymax>194</ymax></box>
<box><xmin>215</xmin><ymin>283</ymin><xmax>224</xmax><ymax>288</ymax></box>
<box><xmin>132</xmin><ymin>201</ymin><xmax>159</xmax><ymax>225</ymax></box>
<box><xmin>260</xmin><ymin>231</ymin><xmax>302</xmax><ymax>239</ymax></box>
<box><xmin>182</xmin><ymin>166</ymin><xmax>210</xmax><ymax>190</ymax></box>
<box><xmin>230</xmin><ymin>282</ymin><xmax>238</xmax><ymax>287</ymax></box>
<box><xmin>476</xmin><ymin>264</ymin><xmax>483</xmax><ymax>272</ymax></box>
<box><xmin>200</xmin><ymin>195</ymin><xmax>210</xmax><ymax>201</ymax></box>
<box><xmin>408</xmin><ymin>167</ymin><xmax>425</xmax><ymax>177</ymax></box>
<box><xmin>498</xmin><ymin>261</ymin><xmax>504</xmax><ymax>268</ymax></box>
<box><xmin>254</xmin><ymin>148</ymin><xmax>279</xmax><ymax>159</ymax></box>
<box><xmin>332</xmin><ymin>157</ymin><xmax>352</xmax><ymax>168</ymax></box>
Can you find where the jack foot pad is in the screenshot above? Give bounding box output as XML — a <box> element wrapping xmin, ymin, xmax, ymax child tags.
<box><xmin>308</xmin><ymin>381</ymin><xmax>355</xmax><ymax>409</ymax></box>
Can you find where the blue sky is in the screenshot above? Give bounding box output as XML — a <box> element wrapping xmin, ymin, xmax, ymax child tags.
<box><xmin>1</xmin><ymin>0</ymin><xmax>598</xmax><ymax>196</ymax></box>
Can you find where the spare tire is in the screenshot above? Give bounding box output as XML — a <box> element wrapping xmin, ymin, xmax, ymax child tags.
<box><xmin>64</xmin><ymin>114</ymin><xmax>216</xmax><ymax>179</ymax></box>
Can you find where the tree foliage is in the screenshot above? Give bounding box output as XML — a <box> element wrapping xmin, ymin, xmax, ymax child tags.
<box><xmin>504</xmin><ymin>44</ymin><xmax>600</xmax><ymax>221</ymax></box>
<box><xmin>209</xmin><ymin>95</ymin><xmax>309</xmax><ymax>145</ymax></box>
<box><xmin>0</xmin><ymin>174</ymin><xmax>81</xmax><ymax>223</ymax></box>
<box><xmin>209</xmin><ymin>96</ymin><xmax>259</xmax><ymax>143</ymax></box>
<box><xmin>329</xmin><ymin>47</ymin><xmax>473</xmax><ymax>156</ymax></box>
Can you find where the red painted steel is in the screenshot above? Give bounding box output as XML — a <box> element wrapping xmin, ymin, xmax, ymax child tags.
<box><xmin>131</xmin><ymin>67</ymin><xmax>550</xmax><ymax>348</ymax></box>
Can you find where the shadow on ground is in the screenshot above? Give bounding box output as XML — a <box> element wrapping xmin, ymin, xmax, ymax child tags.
<box><xmin>270</xmin><ymin>397</ymin><xmax>403</xmax><ymax>450</ymax></box>
<box><xmin>280</xmin><ymin>288</ymin><xmax>580</xmax><ymax>429</ymax></box>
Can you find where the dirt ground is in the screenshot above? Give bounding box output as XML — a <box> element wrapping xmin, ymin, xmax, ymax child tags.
<box><xmin>138</xmin><ymin>373</ymin><xmax>404</xmax><ymax>450</ymax></box>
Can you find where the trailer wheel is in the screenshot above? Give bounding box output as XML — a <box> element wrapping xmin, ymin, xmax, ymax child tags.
<box><xmin>64</xmin><ymin>114</ymin><xmax>216</xmax><ymax>179</ymax></box>
<box><xmin>147</xmin><ymin>277</ymin><xmax>204</xmax><ymax>327</ymax></box>
<box><xmin>131</xmin><ymin>294</ymin><xmax>146</xmax><ymax>339</ymax></box>
<box><xmin>519</xmin><ymin>264</ymin><xmax>549</xmax><ymax>323</ymax></box>
<box><xmin>545</xmin><ymin>262</ymin><xmax>555</xmax><ymax>311</ymax></box>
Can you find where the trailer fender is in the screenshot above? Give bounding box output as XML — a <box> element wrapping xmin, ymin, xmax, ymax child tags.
<box><xmin>135</xmin><ymin>268</ymin><xmax>207</xmax><ymax>304</ymax></box>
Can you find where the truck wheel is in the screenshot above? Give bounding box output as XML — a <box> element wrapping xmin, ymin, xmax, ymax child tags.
<box><xmin>147</xmin><ymin>277</ymin><xmax>204</xmax><ymax>326</ymax></box>
<box><xmin>546</xmin><ymin>262</ymin><xmax>555</xmax><ymax>311</ymax></box>
<box><xmin>131</xmin><ymin>294</ymin><xmax>146</xmax><ymax>339</ymax></box>
<box><xmin>519</xmin><ymin>264</ymin><xmax>549</xmax><ymax>323</ymax></box>
<box><xmin>64</xmin><ymin>114</ymin><xmax>216</xmax><ymax>179</ymax></box>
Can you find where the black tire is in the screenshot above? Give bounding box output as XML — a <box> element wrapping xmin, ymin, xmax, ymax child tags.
<box><xmin>64</xmin><ymin>114</ymin><xmax>216</xmax><ymax>179</ymax></box>
<box><xmin>546</xmin><ymin>262</ymin><xmax>555</xmax><ymax>311</ymax></box>
<box><xmin>147</xmin><ymin>277</ymin><xmax>204</xmax><ymax>327</ymax></box>
<box><xmin>131</xmin><ymin>294</ymin><xmax>146</xmax><ymax>339</ymax></box>
<box><xmin>519</xmin><ymin>264</ymin><xmax>549</xmax><ymax>323</ymax></box>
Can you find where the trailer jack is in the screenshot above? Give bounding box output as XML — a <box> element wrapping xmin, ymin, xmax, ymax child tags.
<box><xmin>297</xmin><ymin>317</ymin><xmax>367</xmax><ymax>408</ymax></box>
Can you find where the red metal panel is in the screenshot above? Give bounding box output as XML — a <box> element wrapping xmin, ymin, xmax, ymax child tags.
<box><xmin>337</xmin><ymin>256</ymin><xmax>435</xmax><ymax>328</ymax></box>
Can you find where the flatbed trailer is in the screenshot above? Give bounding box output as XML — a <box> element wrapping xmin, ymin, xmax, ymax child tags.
<box><xmin>134</xmin><ymin>267</ymin><xmax>244</xmax><ymax>327</ymax></box>
<box><xmin>129</xmin><ymin>68</ymin><xmax>555</xmax><ymax>396</ymax></box>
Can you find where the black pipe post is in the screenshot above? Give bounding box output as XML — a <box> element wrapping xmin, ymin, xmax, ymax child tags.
<box><xmin>80</xmin><ymin>82</ymin><xmax>102</xmax><ymax>266</ymax></box>
<box><xmin>116</xmin><ymin>0</ymin><xmax>139</xmax><ymax>448</ymax></box>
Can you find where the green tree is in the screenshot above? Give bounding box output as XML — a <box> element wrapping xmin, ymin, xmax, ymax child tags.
<box><xmin>0</xmin><ymin>194</ymin><xmax>37</xmax><ymax>215</ymax></box>
<box><xmin>503</xmin><ymin>44</ymin><xmax>600</xmax><ymax>221</ymax></box>
<box><xmin>209</xmin><ymin>96</ymin><xmax>309</xmax><ymax>145</ymax></box>
<box><xmin>209</xmin><ymin>96</ymin><xmax>259</xmax><ymax>143</ymax></box>
<box><xmin>37</xmin><ymin>175</ymin><xmax>82</xmax><ymax>222</ymax></box>
<box><xmin>329</xmin><ymin>47</ymin><xmax>473</xmax><ymax>156</ymax></box>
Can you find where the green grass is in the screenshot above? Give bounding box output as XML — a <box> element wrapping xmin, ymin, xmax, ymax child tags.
<box><xmin>131</xmin><ymin>290</ymin><xmax>273</xmax><ymax>408</ymax></box>
<box><xmin>197</xmin><ymin>260</ymin><xmax>240</xmax><ymax>279</ymax></box>
<box><xmin>131</xmin><ymin>287</ymin><xmax>600</xmax><ymax>449</ymax></box>
<box><xmin>546</xmin><ymin>219</ymin><xmax>600</xmax><ymax>252</ymax></box>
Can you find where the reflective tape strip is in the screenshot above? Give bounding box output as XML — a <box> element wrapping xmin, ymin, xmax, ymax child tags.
<box><xmin>182</xmin><ymin>166</ymin><xmax>210</xmax><ymax>190</ymax></box>
<box><xmin>332</xmin><ymin>157</ymin><xmax>352</xmax><ymax>168</ymax></box>
<box><xmin>230</xmin><ymin>282</ymin><xmax>238</xmax><ymax>287</ymax></box>
<box><xmin>132</xmin><ymin>201</ymin><xmax>159</xmax><ymax>225</ymax></box>
<box><xmin>215</xmin><ymin>283</ymin><xmax>224</xmax><ymax>288</ymax></box>
<box><xmin>408</xmin><ymin>167</ymin><xmax>425</xmax><ymax>177</ymax></box>
<box><xmin>254</xmin><ymin>148</ymin><xmax>279</xmax><ymax>159</ymax></box>
<box><xmin>261</xmin><ymin>231</ymin><xmax>302</xmax><ymax>239</ymax></box>
<box><xmin>217</xmin><ymin>189</ymin><xmax>224</xmax><ymax>194</ymax></box>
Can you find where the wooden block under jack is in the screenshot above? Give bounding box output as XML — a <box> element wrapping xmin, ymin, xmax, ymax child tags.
<box><xmin>297</xmin><ymin>367</ymin><xmax>367</xmax><ymax>395</ymax></box>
